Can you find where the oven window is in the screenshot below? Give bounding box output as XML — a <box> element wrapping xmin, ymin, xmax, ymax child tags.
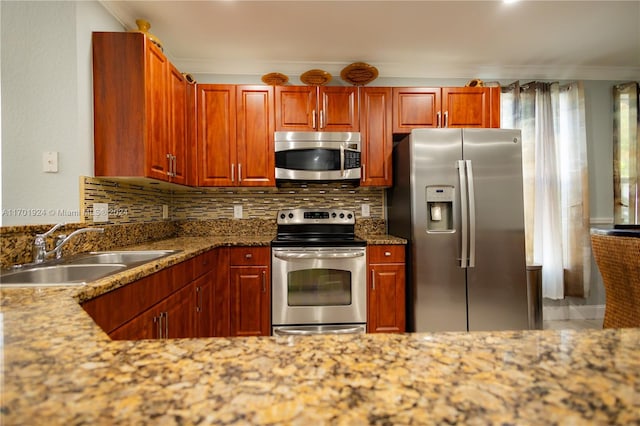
<box><xmin>287</xmin><ymin>269</ymin><xmax>352</xmax><ymax>306</ymax></box>
<box><xmin>276</xmin><ymin>149</ymin><xmax>339</xmax><ymax>171</ymax></box>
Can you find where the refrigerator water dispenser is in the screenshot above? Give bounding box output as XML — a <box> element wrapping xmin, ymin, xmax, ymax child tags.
<box><xmin>426</xmin><ymin>186</ymin><xmax>454</xmax><ymax>232</ymax></box>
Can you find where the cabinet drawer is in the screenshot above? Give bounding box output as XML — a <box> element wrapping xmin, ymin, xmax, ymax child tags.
<box><xmin>193</xmin><ymin>250</ymin><xmax>216</xmax><ymax>279</ymax></box>
<box><xmin>368</xmin><ymin>245</ymin><xmax>405</xmax><ymax>263</ymax></box>
<box><xmin>229</xmin><ymin>246</ymin><xmax>270</xmax><ymax>266</ymax></box>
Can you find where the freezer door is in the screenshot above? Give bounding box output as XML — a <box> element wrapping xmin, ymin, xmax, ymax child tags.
<box><xmin>409</xmin><ymin>129</ymin><xmax>468</xmax><ymax>332</ymax></box>
<box><xmin>462</xmin><ymin>129</ymin><xmax>529</xmax><ymax>331</ymax></box>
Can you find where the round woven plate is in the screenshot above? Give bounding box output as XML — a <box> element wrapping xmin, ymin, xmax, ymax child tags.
<box><xmin>300</xmin><ymin>69</ymin><xmax>332</xmax><ymax>86</ymax></box>
<box><xmin>340</xmin><ymin>62</ymin><xmax>378</xmax><ymax>86</ymax></box>
<box><xmin>261</xmin><ymin>72</ymin><xmax>289</xmax><ymax>86</ymax></box>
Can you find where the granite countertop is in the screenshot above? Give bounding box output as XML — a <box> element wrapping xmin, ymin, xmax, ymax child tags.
<box><xmin>1</xmin><ymin>236</ymin><xmax>639</xmax><ymax>425</ymax></box>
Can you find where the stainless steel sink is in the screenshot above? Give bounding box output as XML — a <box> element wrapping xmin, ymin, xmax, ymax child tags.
<box><xmin>0</xmin><ymin>264</ymin><xmax>127</xmax><ymax>287</ymax></box>
<box><xmin>0</xmin><ymin>249</ymin><xmax>181</xmax><ymax>288</ymax></box>
<box><xmin>64</xmin><ymin>250</ymin><xmax>179</xmax><ymax>266</ymax></box>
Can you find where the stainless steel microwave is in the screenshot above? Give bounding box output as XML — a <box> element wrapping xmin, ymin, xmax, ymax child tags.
<box><xmin>274</xmin><ymin>131</ymin><xmax>361</xmax><ymax>184</ymax></box>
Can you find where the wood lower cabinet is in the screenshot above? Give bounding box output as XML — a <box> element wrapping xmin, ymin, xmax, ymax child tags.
<box><xmin>82</xmin><ymin>246</ymin><xmax>271</xmax><ymax>340</ymax></box>
<box><xmin>392</xmin><ymin>87</ymin><xmax>500</xmax><ymax>133</ymax></box>
<box><xmin>367</xmin><ymin>245</ymin><xmax>406</xmax><ymax>333</ymax></box>
<box><xmin>109</xmin><ymin>282</ymin><xmax>194</xmax><ymax>340</ymax></box>
<box><xmin>275</xmin><ymin>86</ymin><xmax>359</xmax><ymax>132</ymax></box>
<box><xmin>228</xmin><ymin>247</ymin><xmax>271</xmax><ymax>336</ymax></box>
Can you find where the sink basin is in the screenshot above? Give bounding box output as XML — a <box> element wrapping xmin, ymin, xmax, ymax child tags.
<box><xmin>65</xmin><ymin>250</ymin><xmax>179</xmax><ymax>266</ymax></box>
<box><xmin>1</xmin><ymin>250</ymin><xmax>182</xmax><ymax>288</ymax></box>
<box><xmin>0</xmin><ymin>264</ymin><xmax>127</xmax><ymax>287</ymax></box>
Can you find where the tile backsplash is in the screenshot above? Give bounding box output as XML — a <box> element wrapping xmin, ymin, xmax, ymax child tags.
<box><xmin>81</xmin><ymin>177</ymin><xmax>386</xmax><ymax>224</ymax></box>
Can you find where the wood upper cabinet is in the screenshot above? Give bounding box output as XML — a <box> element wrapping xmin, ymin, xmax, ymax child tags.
<box><xmin>367</xmin><ymin>245</ymin><xmax>406</xmax><ymax>333</ymax></box>
<box><xmin>92</xmin><ymin>32</ymin><xmax>190</xmax><ymax>184</ymax></box>
<box><xmin>392</xmin><ymin>87</ymin><xmax>500</xmax><ymax>133</ymax></box>
<box><xmin>228</xmin><ymin>247</ymin><xmax>271</xmax><ymax>336</ymax></box>
<box><xmin>275</xmin><ymin>86</ymin><xmax>359</xmax><ymax>132</ymax></box>
<box><xmin>360</xmin><ymin>87</ymin><xmax>393</xmax><ymax>187</ymax></box>
<box><xmin>196</xmin><ymin>84</ymin><xmax>274</xmax><ymax>186</ymax></box>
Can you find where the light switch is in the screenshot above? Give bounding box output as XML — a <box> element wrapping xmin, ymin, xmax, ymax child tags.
<box><xmin>43</xmin><ymin>151</ymin><xmax>58</xmax><ymax>173</ymax></box>
<box><xmin>361</xmin><ymin>204</ymin><xmax>370</xmax><ymax>217</ymax></box>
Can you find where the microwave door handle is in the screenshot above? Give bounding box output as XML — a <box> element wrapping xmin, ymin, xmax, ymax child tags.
<box><xmin>274</xmin><ymin>251</ymin><xmax>365</xmax><ymax>260</ymax></box>
<box><xmin>340</xmin><ymin>145</ymin><xmax>345</xmax><ymax>177</ymax></box>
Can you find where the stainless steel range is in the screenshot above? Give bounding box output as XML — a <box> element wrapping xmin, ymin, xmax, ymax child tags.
<box><xmin>271</xmin><ymin>208</ymin><xmax>367</xmax><ymax>335</ymax></box>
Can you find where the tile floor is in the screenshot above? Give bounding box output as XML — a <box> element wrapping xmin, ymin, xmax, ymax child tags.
<box><xmin>543</xmin><ymin>318</ymin><xmax>604</xmax><ymax>330</ymax></box>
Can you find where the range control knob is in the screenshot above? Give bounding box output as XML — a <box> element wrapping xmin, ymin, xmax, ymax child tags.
<box><xmin>288</xmin><ymin>213</ymin><xmax>294</xmax><ymax>219</ymax></box>
<box><xmin>347</xmin><ymin>213</ymin><xmax>353</xmax><ymax>219</ymax></box>
<box><xmin>339</xmin><ymin>213</ymin><xmax>345</xmax><ymax>219</ymax></box>
<box><xmin>280</xmin><ymin>213</ymin><xmax>286</xmax><ymax>219</ymax></box>
<box><xmin>331</xmin><ymin>212</ymin><xmax>337</xmax><ymax>218</ymax></box>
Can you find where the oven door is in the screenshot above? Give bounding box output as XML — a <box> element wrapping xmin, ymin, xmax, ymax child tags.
<box><xmin>271</xmin><ymin>247</ymin><xmax>367</xmax><ymax>327</ymax></box>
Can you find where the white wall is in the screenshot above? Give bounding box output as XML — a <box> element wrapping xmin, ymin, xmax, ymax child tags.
<box><xmin>0</xmin><ymin>1</ymin><xmax>122</xmax><ymax>226</ymax></box>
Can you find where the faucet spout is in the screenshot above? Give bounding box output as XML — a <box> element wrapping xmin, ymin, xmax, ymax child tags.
<box><xmin>50</xmin><ymin>228</ymin><xmax>105</xmax><ymax>260</ymax></box>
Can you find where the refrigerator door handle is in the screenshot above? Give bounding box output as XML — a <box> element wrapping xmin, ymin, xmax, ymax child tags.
<box><xmin>466</xmin><ymin>160</ymin><xmax>476</xmax><ymax>268</ymax></box>
<box><xmin>457</xmin><ymin>160</ymin><xmax>468</xmax><ymax>268</ymax></box>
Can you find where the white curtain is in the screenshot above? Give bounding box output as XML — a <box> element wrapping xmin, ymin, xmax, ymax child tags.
<box><xmin>502</xmin><ymin>81</ymin><xmax>590</xmax><ymax>299</ymax></box>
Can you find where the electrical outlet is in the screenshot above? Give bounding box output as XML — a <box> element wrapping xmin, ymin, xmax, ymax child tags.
<box><xmin>361</xmin><ymin>204</ymin><xmax>370</xmax><ymax>217</ymax></box>
<box><xmin>233</xmin><ymin>204</ymin><xmax>243</xmax><ymax>219</ymax></box>
<box><xmin>93</xmin><ymin>203</ymin><xmax>109</xmax><ymax>223</ymax></box>
<box><xmin>162</xmin><ymin>204</ymin><xmax>169</xmax><ymax>219</ymax></box>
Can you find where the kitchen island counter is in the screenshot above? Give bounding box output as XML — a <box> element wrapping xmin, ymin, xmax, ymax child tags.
<box><xmin>1</xmin><ymin>237</ymin><xmax>638</xmax><ymax>425</ymax></box>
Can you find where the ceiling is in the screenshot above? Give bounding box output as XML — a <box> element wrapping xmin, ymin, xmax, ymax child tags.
<box><xmin>99</xmin><ymin>1</ymin><xmax>640</xmax><ymax>83</ymax></box>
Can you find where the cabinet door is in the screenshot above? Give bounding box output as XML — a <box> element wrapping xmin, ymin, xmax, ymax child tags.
<box><xmin>441</xmin><ymin>87</ymin><xmax>492</xmax><ymax>128</ymax></box>
<box><xmin>392</xmin><ymin>87</ymin><xmax>441</xmax><ymax>133</ymax></box>
<box><xmin>368</xmin><ymin>264</ymin><xmax>406</xmax><ymax>333</ymax></box>
<box><xmin>145</xmin><ymin>41</ymin><xmax>170</xmax><ymax>181</ymax></box>
<box><xmin>236</xmin><ymin>85</ymin><xmax>275</xmax><ymax>186</ymax></box>
<box><xmin>197</xmin><ymin>84</ymin><xmax>237</xmax><ymax>186</ymax></box>
<box><xmin>360</xmin><ymin>87</ymin><xmax>392</xmax><ymax>187</ymax></box>
<box><xmin>109</xmin><ymin>284</ymin><xmax>195</xmax><ymax>340</ymax></box>
<box><xmin>229</xmin><ymin>265</ymin><xmax>270</xmax><ymax>336</ymax></box>
<box><xmin>320</xmin><ymin>87</ymin><xmax>359</xmax><ymax>132</ymax></box>
<box><xmin>274</xmin><ymin>86</ymin><xmax>316</xmax><ymax>131</ymax></box>
<box><xmin>167</xmin><ymin>62</ymin><xmax>188</xmax><ymax>185</ymax></box>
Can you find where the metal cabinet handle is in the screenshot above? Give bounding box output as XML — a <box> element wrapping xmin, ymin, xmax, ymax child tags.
<box><xmin>166</xmin><ymin>153</ymin><xmax>172</xmax><ymax>177</ymax></box>
<box><xmin>362</xmin><ymin>163</ymin><xmax>366</xmax><ymax>182</ymax></box>
<box><xmin>154</xmin><ymin>315</ymin><xmax>162</xmax><ymax>339</ymax></box>
<box><xmin>384</xmin><ymin>251</ymin><xmax>391</xmax><ymax>257</ymax></box>
<box><xmin>312</xmin><ymin>109</ymin><xmax>317</xmax><ymax>129</ymax></box>
<box><xmin>444</xmin><ymin>111</ymin><xmax>449</xmax><ymax>128</ymax></box>
<box><xmin>436</xmin><ymin>111</ymin><xmax>441</xmax><ymax>128</ymax></box>
<box><xmin>371</xmin><ymin>269</ymin><xmax>375</xmax><ymax>290</ymax></box>
<box><xmin>164</xmin><ymin>312</ymin><xmax>169</xmax><ymax>339</ymax></box>
<box><xmin>320</xmin><ymin>109</ymin><xmax>325</xmax><ymax>129</ymax></box>
<box><xmin>262</xmin><ymin>270</ymin><xmax>266</xmax><ymax>293</ymax></box>
<box><xmin>196</xmin><ymin>286</ymin><xmax>202</xmax><ymax>312</ymax></box>
<box><xmin>238</xmin><ymin>163</ymin><xmax>242</xmax><ymax>182</ymax></box>
<box><xmin>231</xmin><ymin>163</ymin><xmax>235</xmax><ymax>182</ymax></box>
<box><xmin>245</xmin><ymin>253</ymin><xmax>252</xmax><ymax>259</ymax></box>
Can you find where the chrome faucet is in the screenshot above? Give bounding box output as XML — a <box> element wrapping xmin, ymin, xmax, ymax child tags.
<box><xmin>32</xmin><ymin>224</ymin><xmax>104</xmax><ymax>263</ymax></box>
<box><xmin>32</xmin><ymin>223</ymin><xmax>65</xmax><ymax>263</ymax></box>
<box><xmin>51</xmin><ymin>227</ymin><xmax>105</xmax><ymax>260</ymax></box>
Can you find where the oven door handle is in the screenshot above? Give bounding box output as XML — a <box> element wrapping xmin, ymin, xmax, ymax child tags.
<box><xmin>273</xmin><ymin>325</ymin><xmax>365</xmax><ymax>336</ymax></box>
<box><xmin>273</xmin><ymin>251</ymin><xmax>365</xmax><ymax>260</ymax></box>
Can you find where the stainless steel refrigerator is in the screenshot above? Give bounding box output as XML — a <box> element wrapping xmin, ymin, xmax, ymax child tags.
<box><xmin>387</xmin><ymin>128</ymin><xmax>529</xmax><ymax>332</ymax></box>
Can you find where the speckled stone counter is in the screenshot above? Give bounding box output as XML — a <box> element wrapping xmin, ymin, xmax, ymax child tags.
<box><xmin>1</xmin><ymin>236</ymin><xmax>638</xmax><ymax>425</ymax></box>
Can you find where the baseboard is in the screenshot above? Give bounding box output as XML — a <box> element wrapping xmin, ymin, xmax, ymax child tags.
<box><xmin>543</xmin><ymin>304</ymin><xmax>605</xmax><ymax>321</ymax></box>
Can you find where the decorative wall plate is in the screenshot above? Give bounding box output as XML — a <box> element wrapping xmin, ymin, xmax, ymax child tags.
<box><xmin>300</xmin><ymin>69</ymin><xmax>332</xmax><ymax>86</ymax></box>
<box><xmin>340</xmin><ymin>62</ymin><xmax>378</xmax><ymax>86</ymax></box>
<box><xmin>261</xmin><ymin>72</ymin><xmax>289</xmax><ymax>86</ymax></box>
